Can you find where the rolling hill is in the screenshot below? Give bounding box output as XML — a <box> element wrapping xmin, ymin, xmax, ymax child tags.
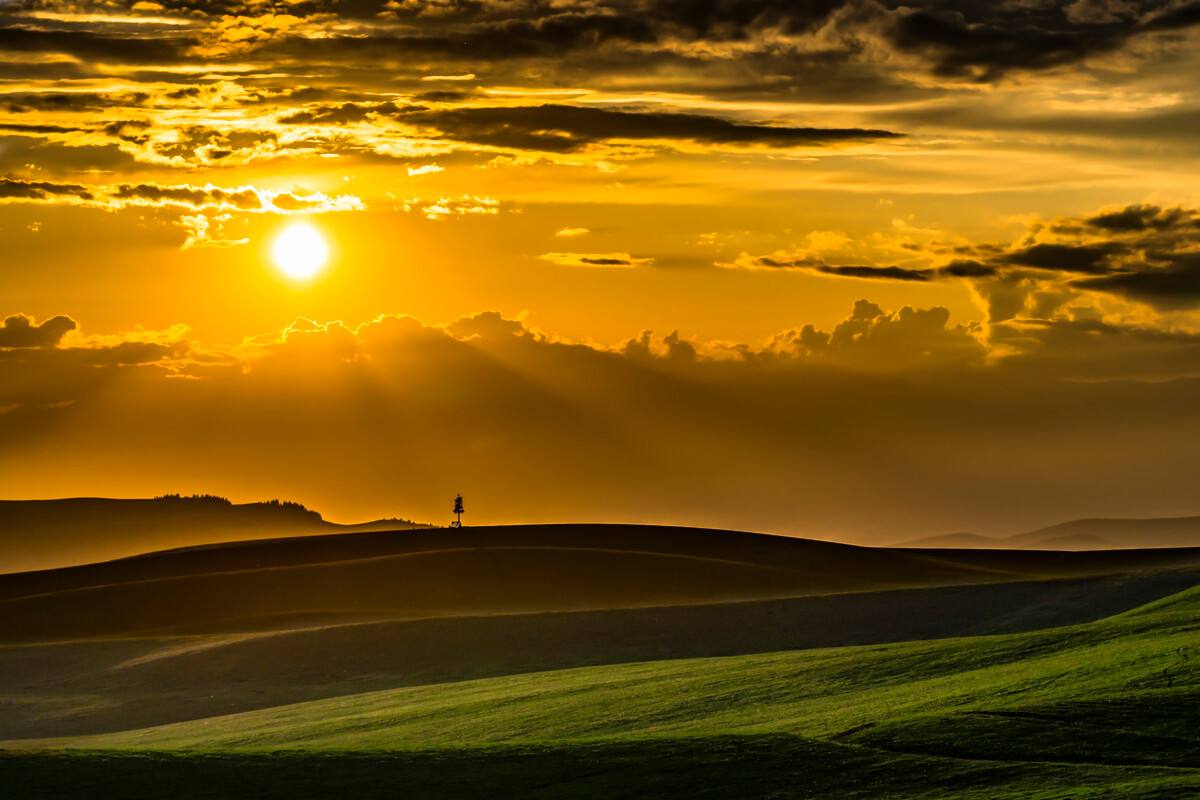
<box><xmin>0</xmin><ymin>568</ymin><xmax>1194</xmax><ymax>740</ymax></box>
<box><xmin>4</xmin><ymin>523</ymin><xmax>1200</xmax><ymax>798</ymax></box>
<box><xmin>5</xmin><ymin>523</ymin><xmax>1200</xmax><ymax>642</ymax></box>
<box><xmin>2</xmin><ymin>523</ymin><xmax>1200</xmax><ymax>742</ymax></box>
<box><xmin>0</xmin><ymin>496</ymin><xmax>428</xmax><ymax>574</ymax></box>
<box><xmin>4</xmin><ymin>578</ymin><xmax>1199</xmax><ymax>799</ymax></box>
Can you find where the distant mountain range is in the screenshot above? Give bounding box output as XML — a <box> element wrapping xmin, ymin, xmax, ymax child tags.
<box><xmin>897</xmin><ymin>516</ymin><xmax>1200</xmax><ymax>551</ymax></box>
<box><xmin>0</xmin><ymin>496</ymin><xmax>429</xmax><ymax>573</ymax></box>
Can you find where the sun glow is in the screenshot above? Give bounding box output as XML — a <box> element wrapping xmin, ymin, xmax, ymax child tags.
<box><xmin>271</xmin><ymin>222</ymin><xmax>329</xmax><ymax>280</ymax></box>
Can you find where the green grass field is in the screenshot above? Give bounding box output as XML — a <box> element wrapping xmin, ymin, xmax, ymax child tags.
<box><xmin>5</xmin><ymin>583</ymin><xmax>1198</xmax><ymax>798</ymax></box>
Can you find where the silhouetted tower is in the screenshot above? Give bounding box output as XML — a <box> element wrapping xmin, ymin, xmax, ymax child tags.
<box><xmin>451</xmin><ymin>494</ymin><xmax>464</xmax><ymax>528</ymax></box>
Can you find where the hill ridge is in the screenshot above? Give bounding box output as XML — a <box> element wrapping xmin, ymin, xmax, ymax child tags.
<box><xmin>4</xmin><ymin>523</ymin><xmax>1200</xmax><ymax>642</ymax></box>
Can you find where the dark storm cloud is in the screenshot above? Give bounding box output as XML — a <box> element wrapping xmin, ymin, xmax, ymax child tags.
<box><xmin>337</xmin><ymin>0</ymin><xmax>1199</xmax><ymax>82</ymax></box>
<box><xmin>937</xmin><ymin>260</ymin><xmax>999</xmax><ymax>278</ymax></box>
<box><xmin>882</xmin><ymin>0</ymin><xmax>1200</xmax><ymax>80</ymax></box>
<box><xmin>1085</xmin><ymin>204</ymin><xmax>1194</xmax><ymax>232</ymax></box>
<box><xmin>0</xmin><ymin>26</ymin><xmax>191</xmax><ymax>64</ymax></box>
<box><xmin>995</xmin><ymin>206</ymin><xmax>1200</xmax><ymax>309</ymax></box>
<box><xmin>111</xmin><ymin>183</ymin><xmax>264</xmax><ymax>210</ymax></box>
<box><xmin>748</xmin><ymin>258</ymin><xmax>935</xmax><ymax>280</ymax></box>
<box><xmin>0</xmin><ymin>91</ymin><xmax>151</xmax><ymax>113</ymax></box>
<box><xmin>0</xmin><ymin>178</ymin><xmax>93</xmax><ymax>201</ymax></box>
<box><xmin>1074</xmin><ymin>253</ymin><xmax>1200</xmax><ymax>309</ymax></box>
<box><xmin>0</xmin><ymin>123</ymin><xmax>87</xmax><ymax>134</ymax></box>
<box><xmin>413</xmin><ymin>89</ymin><xmax>477</xmax><ymax>103</ymax></box>
<box><xmin>739</xmin><ymin>256</ymin><xmax>999</xmax><ymax>282</ymax></box>
<box><xmin>1007</xmin><ymin>206</ymin><xmax>1200</xmax><ymax>308</ymax></box>
<box><xmin>734</xmin><ymin>204</ymin><xmax>1200</xmax><ymax>310</ymax></box>
<box><xmin>262</xmin><ymin>12</ymin><xmax>659</xmax><ymax>62</ymax></box>
<box><xmin>1002</xmin><ymin>243</ymin><xmax>1121</xmax><ymax>274</ymax></box>
<box><xmin>580</xmin><ymin>257</ymin><xmax>635</xmax><ymax>266</ymax></box>
<box><xmin>1141</xmin><ymin>0</ymin><xmax>1200</xmax><ymax>30</ymax></box>
<box><xmin>0</xmin><ymin>314</ymin><xmax>76</xmax><ymax>348</ymax></box>
<box><xmin>278</xmin><ymin>101</ymin><xmax>415</xmax><ymax>125</ymax></box>
<box><xmin>887</xmin><ymin>6</ymin><xmax>1130</xmax><ymax>80</ymax></box>
<box><xmin>0</xmin><ymin>0</ymin><xmax>1195</xmax><ymax>90</ymax></box>
<box><xmin>400</xmin><ymin>104</ymin><xmax>901</xmax><ymax>152</ymax></box>
<box><xmin>817</xmin><ymin>264</ymin><xmax>933</xmax><ymax>281</ymax></box>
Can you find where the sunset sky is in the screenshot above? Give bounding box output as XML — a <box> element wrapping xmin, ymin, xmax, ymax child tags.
<box><xmin>2</xmin><ymin>0</ymin><xmax>1199</xmax><ymax>541</ymax></box>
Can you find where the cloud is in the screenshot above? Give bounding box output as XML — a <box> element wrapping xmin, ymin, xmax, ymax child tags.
<box><xmin>191</xmin><ymin>13</ymin><xmax>317</xmax><ymax>58</ymax></box>
<box><xmin>240</xmin><ymin>0</ymin><xmax>1200</xmax><ymax>87</ymax></box>
<box><xmin>1085</xmin><ymin>204</ymin><xmax>1192</xmax><ymax>232</ymax></box>
<box><xmin>179</xmin><ymin>214</ymin><xmax>250</xmax><ymax>250</ymax></box>
<box><xmin>407</xmin><ymin>163</ymin><xmax>444</xmax><ymax>177</ymax></box>
<box><xmin>765</xmin><ymin>300</ymin><xmax>987</xmax><ymax>368</ymax></box>
<box><xmin>722</xmin><ymin>253</ymin><xmax>992</xmax><ymax>282</ymax></box>
<box><xmin>2</xmin><ymin>0</ymin><xmax>1197</xmax><ymax>104</ymax></box>
<box><xmin>0</xmin><ymin>25</ymin><xmax>191</xmax><ymax>65</ymax></box>
<box><xmin>0</xmin><ymin>178</ymin><xmax>364</xmax><ymax>215</ymax></box>
<box><xmin>1002</xmin><ymin>243</ymin><xmax>1122</xmax><ymax>274</ymax></box>
<box><xmin>0</xmin><ymin>178</ymin><xmax>94</xmax><ymax>201</ymax></box>
<box><xmin>1074</xmin><ymin>255</ymin><xmax>1200</xmax><ymax>308</ymax></box>
<box><xmin>539</xmin><ymin>252</ymin><xmax>654</xmax><ymax>267</ymax></box>
<box><xmin>6</xmin><ymin>302</ymin><xmax>1200</xmax><ymax>538</ymax></box>
<box><xmin>403</xmin><ymin>195</ymin><xmax>498</xmax><ymax>220</ymax></box>
<box><xmin>883</xmin><ymin>0</ymin><xmax>1200</xmax><ymax>81</ymax></box>
<box><xmin>555</xmin><ymin>227</ymin><xmax>590</xmax><ymax>238</ymax></box>
<box><xmin>749</xmin><ymin>257</ymin><xmax>936</xmax><ymax>281</ymax></box>
<box><xmin>0</xmin><ymin>90</ymin><xmax>152</xmax><ymax>113</ymax></box>
<box><xmin>733</xmin><ymin>203</ymin><xmax>1200</xmax><ymax>313</ymax></box>
<box><xmin>997</xmin><ymin>204</ymin><xmax>1200</xmax><ymax>310</ymax></box>
<box><xmin>402</xmin><ymin>104</ymin><xmax>902</xmax><ymax>152</ymax></box>
<box><xmin>0</xmin><ymin>314</ymin><xmax>76</xmax><ymax>348</ymax></box>
<box><xmin>274</xmin><ymin>100</ymin><xmax>901</xmax><ymax>156</ymax></box>
<box><xmin>279</xmin><ymin>101</ymin><xmax>412</xmax><ymax>126</ymax></box>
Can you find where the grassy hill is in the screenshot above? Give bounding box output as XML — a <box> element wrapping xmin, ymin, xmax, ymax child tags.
<box><xmin>3</xmin><ymin>580</ymin><xmax>1199</xmax><ymax>798</ymax></box>
<box><xmin>5</xmin><ymin>524</ymin><xmax>1200</xmax><ymax>641</ymax></box>
<box><xmin>2</xmin><ymin>569</ymin><xmax>1195</xmax><ymax>740</ymax></box>
<box><xmin>0</xmin><ymin>496</ymin><xmax>427</xmax><ymax>574</ymax></box>
<box><xmin>4</xmin><ymin>523</ymin><xmax>1200</xmax><ymax>798</ymax></box>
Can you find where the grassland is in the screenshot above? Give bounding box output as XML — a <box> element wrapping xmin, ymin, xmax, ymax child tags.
<box><xmin>7</xmin><ymin>524</ymin><xmax>1200</xmax><ymax>641</ymax></box>
<box><xmin>4</xmin><ymin>581</ymin><xmax>1198</xmax><ymax>798</ymax></box>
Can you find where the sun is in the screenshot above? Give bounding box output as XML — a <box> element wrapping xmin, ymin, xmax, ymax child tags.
<box><xmin>271</xmin><ymin>221</ymin><xmax>329</xmax><ymax>280</ymax></box>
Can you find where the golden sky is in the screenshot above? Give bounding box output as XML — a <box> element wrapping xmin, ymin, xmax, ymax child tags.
<box><xmin>2</xmin><ymin>0</ymin><xmax>1199</xmax><ymax>540</ymax></box>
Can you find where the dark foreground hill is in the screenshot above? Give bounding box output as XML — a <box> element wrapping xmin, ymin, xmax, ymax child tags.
<box><xmin>5</xmin><ymin>524</ymin><xmax>1200</xmax><ymax>641</ymax></box>
<box><xmin>1</xmin><ymin>568</ymin><xmax>1195</xmax><ymax>739</ymax></box>
<box><xmin>4</xmin><ymin>580</ymin><xmax>1200</xmax><ymax>799</ymax></box>
<box><xmin>4</xmin><ymin>524</ymin><xmax>1200</xmax><ymax>798</ymax></box>
<box><xmin>0</xmin><ymin>496</ymin><xmax>427</xmax><ymax>574</ymax></box>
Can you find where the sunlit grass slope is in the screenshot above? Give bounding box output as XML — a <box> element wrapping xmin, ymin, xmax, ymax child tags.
<box><xmin>6</xmin><ymin>586</ymin><xmax>1198</xmax><ymax>798</ymax></box>
<box><xmin>53</xmin><ymin>587</ymin><xmax>1200</xmax><ymax>753</ymax></box>
<box><xmin>3</xmin><ymin>570</ymin><xmax>1193</xmax><ymax>741</ymax></box>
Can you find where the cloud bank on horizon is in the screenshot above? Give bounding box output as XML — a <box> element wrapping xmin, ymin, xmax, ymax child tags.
<box><xmin>2</xmin><ymin>294</ymin><xmax>1198</xmax><ymax>540</ymax></box>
